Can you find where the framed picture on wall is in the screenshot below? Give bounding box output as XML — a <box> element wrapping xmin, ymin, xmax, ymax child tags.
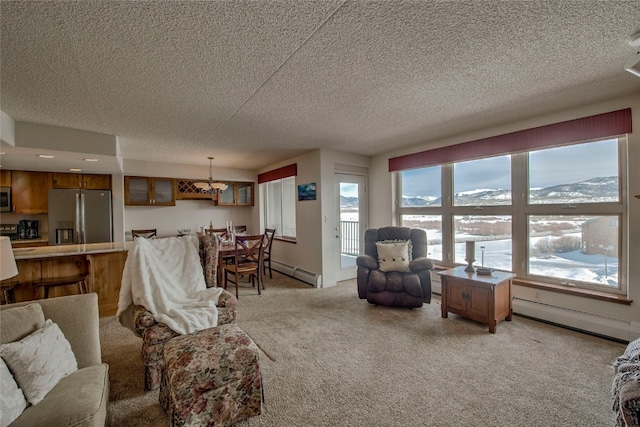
<box><xmin>298</xmin><ymin>183</ymin><xmax>316</xmax><ymax>201</ymax></box>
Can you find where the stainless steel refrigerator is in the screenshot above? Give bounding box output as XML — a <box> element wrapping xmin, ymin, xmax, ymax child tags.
<box><xmin>48</xmin><ymin>189</ymin><xmax>113</xmax><ymax>245</ymax></box>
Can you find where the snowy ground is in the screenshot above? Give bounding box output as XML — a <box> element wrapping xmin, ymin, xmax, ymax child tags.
<box><xmin>442</xmin><ymin>235</ymin><xmax>617</xmax><ymax>287</ymax></box>
<box><xmin>339</xmin><ymin>213</ymin><xmax>618</xmax><ymax>287</ymax></box>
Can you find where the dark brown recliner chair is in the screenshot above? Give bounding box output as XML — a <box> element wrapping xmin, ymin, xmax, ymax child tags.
<box><xmin>356</xmin><ymin>227</ymin><xmax>434</xmax><ymax>308</ymax></box>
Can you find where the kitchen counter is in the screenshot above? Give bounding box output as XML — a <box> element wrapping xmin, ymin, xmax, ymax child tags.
<box><xmin>13</xmin><ymin>241</ymin><xmax>132</xmax><ymax>260</ymax></box>
<box><xmin>6</xmin><ymin>241</ymin><xmax>131</xmax><ymax>316</ymax></box>
<box><xmin>11</xmin><ymin>237</ymin><xmax>48</xmax><ymax>244</ymax></box>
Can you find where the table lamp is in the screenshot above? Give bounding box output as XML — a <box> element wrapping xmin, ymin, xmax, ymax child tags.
<box><xmin>0</xmin><ymin>236</ymin><xmax>18</xmax><ymax>280</ymax></box>
<box><xmin>465</xmin><ymin>240</ymin><xmax>476</xmax><ymax>272</ymax></box>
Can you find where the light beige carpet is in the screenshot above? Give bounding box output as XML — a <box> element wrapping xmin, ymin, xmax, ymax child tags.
<box><xmin>102</xmin><ymin>272</ymin><xmax>626</xmax><ymax>426</ymax></box>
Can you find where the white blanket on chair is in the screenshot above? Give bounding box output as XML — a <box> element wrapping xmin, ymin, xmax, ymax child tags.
<box><xmin>116</xmin><ymin>235</ymin><xmax>223</xmax><ymax>335</ymax></box>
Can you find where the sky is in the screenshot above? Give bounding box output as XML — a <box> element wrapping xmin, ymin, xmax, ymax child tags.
<box><xmin>400</xmin><ymin>138</ymin><xmax>618</xmax><ymax>197</ymax></box>
<box><xmin>340</xmin><ymin>183</ymin><xmax>358</xmax><ymax>198</ymax></box>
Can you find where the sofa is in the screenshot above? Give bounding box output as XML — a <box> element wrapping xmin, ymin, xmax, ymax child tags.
<box><xmin>0</xmin><ymin>293</ymin><xmax>109</xmax><ymax>427</ymax></box>
<box><xmin>356</xmin><ymin>227</ymin><xmax>434</xmax><ymax>308</ymax></box>
<box><xmin>613</xmin><ymin>337</ymin><xmax>640</xmax><ymax>427</ymax></box>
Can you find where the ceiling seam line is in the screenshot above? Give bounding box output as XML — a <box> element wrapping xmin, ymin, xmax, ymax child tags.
<box><xmin>204</xmin><ymin>0</ymin><xmax>349</xmax><ymax>144</ymax></box>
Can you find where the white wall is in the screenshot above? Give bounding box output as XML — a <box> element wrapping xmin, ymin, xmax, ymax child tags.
<box><xmin>256</xmin><ymin>149</ymin><xmax>370</xmax><ymax>288</ymax></box>
<box><xmin>15</xmin><ymin>122</ymin><xmax>118</xmax><ymax>155</ymax></box>
<box><xmin>120</xmin><ymin>159</ymin><xmax>257</xmax><ymax>240</ymax></box>
<box><xmin>368</xmin><ymin>94</ymin><xmax>640</xmax><ymax>340</ymax></box>
<box><xmin>257</xmin><ymin>150</ymin><xmax>323</xmax><ymax>280</ymax></box>
<box><xmin>1</xmin><ymin>110</ymin><xmax>15</xmax><ymax>146</ymax></box>
<box><xmin>319</xmin><ymin>150</ymin><xmax>370</xmax><ymax>287</ymax></box>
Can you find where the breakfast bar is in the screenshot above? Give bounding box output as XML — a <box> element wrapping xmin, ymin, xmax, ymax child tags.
<box><xmin>5</xmin><ymin>242</ymin><xmax>130</xmax><ymax>316</ymax></box>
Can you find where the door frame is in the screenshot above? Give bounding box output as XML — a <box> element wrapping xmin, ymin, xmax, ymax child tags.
<box><xmin>335</xmin><ymin>173</ymin><xmax>367</xmax><ymax>281</ymax></box>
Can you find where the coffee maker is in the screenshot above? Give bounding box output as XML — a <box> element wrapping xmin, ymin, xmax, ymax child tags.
<box><xmin>19</xmin><ymin>220</ymin><xmax>39</xmax><ymax>239</ymax></box>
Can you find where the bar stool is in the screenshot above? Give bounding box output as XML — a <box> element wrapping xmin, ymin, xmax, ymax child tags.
<box><xmin>32</xmin><ymin>258</ymin><xmax>91</xmax><ymax>299</ymax></box>
<box><xmin>0</xmin><ymin>281</ymin><xmax>18</xmax><ymax>304</ymax></box>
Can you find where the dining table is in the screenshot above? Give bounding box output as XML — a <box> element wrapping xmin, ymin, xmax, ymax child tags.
<box><xmin>217</xmin><ymin>240</ymin><xmax>236</xmax><ymax>286</ymax></box>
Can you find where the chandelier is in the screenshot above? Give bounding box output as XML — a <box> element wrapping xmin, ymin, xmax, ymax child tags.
<box><xmin>193</xmin><ymin>157</ymin><xmax>228</xmax><ymax>194</ymax></box>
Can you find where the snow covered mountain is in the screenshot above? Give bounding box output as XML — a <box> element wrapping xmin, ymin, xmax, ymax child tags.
<box><xmin>395</xmin><ymin>176</ymin><xmax>618</xmax><ymax>207</ymax></box>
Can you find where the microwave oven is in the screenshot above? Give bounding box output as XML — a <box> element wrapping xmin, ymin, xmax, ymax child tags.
<box><xmin>0</xmin><ymin>187</ymin><xmax>11</xmax><ymax>213</ymax></box>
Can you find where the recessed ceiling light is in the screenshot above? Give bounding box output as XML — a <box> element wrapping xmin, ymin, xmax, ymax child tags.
<box><xmin>84</xmin><ymin>158</ymin><xmax>99</xmax><ymax>162</ymax></box>
<box><xmin>628</xmin><ymin>32</ymin><xmax>640</xmax><ymax>47</ymax></box>
<box><xmin>37</xmin><ymin>154</ymin><xmax>56</xmax><ymax>159</ymax></box>
<box><xmin>69</xmin><ymin>168</ymin><xmax>82</xmax><ymax>172</ymax></box>
<box><xmin>0</xmin><ymin>152</ymin><xmax>5</xmax><ymax>155</ymax></box>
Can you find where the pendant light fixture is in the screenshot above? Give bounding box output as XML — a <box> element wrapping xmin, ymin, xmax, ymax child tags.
<box><xmin>193</xmin><ymin>157</ymin><xmax>228</xmax><ymax>194</ymax></box>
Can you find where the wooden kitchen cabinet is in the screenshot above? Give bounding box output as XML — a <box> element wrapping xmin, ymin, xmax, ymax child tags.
<box><xmin>0</xmin><ymin>170</ymin><xmax>11</xmax><ymax>186</ymax></box>
<box><xmin>217</xmin><ymin>182</ymin><xmax>254</xmax><ymax>206</ymax></box>
<box><xmin>439</xmin><ymin>266</ymin><xmax>516</xmax><ymax>334</ymax></box>
<box><xmin>175</xmin><ymin>179</ymin><xmax>219</xmax><ymax>201</ymax></box>
<box><xmin>11</xmin><ymin>170</ymin><xmax>50</xmax><ymax>214</ymax></box>
<box><xmin>124</xmin><ymin>176</ymin><xmax>175</xmax><ymax>206</ymax></box>
<box><xmin>52</xmin><ymin>172</ymin><xmax>111</xmax><ymax>189</ymax></box>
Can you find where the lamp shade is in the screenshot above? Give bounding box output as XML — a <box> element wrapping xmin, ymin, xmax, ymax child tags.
<box><xmin>0</xmin><ymin>236</ymin><xmax>18</xmax><ymax>281</ymax></box>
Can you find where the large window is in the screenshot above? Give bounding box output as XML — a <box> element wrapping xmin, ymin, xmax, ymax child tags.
<box><xmin>528</xmin><ymin>215</ymin><xmax>619</xmax><ymax>286</ymax></box>
<box><xmin>529</xmin><ymin>139</ymin><xmax>619</xmax><ymax>204</ymax></box>
<box><xmin>264</xmin><ymin>176</ymin><xmax>296</xmax><ymax>239</ymax></box>
<box><xmin>453</xmin><ymin>215</ymin><xmax>512</xmax><ymax>270</ymax></box>
<box><xmin>399</xmin><ymin>165</ymin><xmax>442</xmax><ymax>260</ymax></box>
<box><xmin>454</xmin><ymin>155</ymin><xmax>511</xmax><ymax>206</ymax></box>
<box><xmin>401</xmin><ymin>166</ymin><xmax>441</xmax><ymax>207</ymax></box>
<box><xmin>398</xmin><ymin>137</ymin><xmax>627</xmax><ymax>294</ymax></box>
<box><xmin>401</xmin><ymin>214</ymin><xmax>442</xmax><ymax>261</ymax></box>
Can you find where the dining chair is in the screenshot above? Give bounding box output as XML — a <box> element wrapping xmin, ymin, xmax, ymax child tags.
<box><xmin>206</xmin><ymin>227</ymin><xmax>228</xmax><ymax>239</ymax></box>
<box><xmin>234</xmin><ymin>225</ymin><xmax>248</xmax><ymax>233</ymax></box>
<box><xmin>222</xmin><ymin>234</ymin><xmax>265</xmax><ymax>299</ymax></box>
<box><xmin>263</xmin><ymin>228</ymin><xmax>276</xmax><ymax>279</ymax></box>
<box><xmin>132</xmin><ymin>229</ymin><xmax>157</xmax><ymax>239</ymax></box>
<box><xmin>206</xmin><ymin>226</ymin><xmax>247</xmax><ymax>237</ymax></box>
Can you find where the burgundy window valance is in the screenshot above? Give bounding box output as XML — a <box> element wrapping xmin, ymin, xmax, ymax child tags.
<box><xmin>258</xmin><ymin>163</ymin><xmax>297</xmax><ymax>184</ymax></box>
<box><xmin>388</xmin><ymin>108</ymin><xmax>632</xmax><ymax>172</ymax></box>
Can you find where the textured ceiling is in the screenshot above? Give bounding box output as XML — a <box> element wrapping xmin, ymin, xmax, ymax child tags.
<box><xmin>1</xmin><ymin>0</ymin><xmax>639</xmax><ymax>172</ymax></box>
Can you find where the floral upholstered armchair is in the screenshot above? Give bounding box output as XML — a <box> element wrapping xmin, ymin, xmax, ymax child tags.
<box><xmin>132</xmin><ymin>234</ymin><xmax>238</xmax><ymax>391</ymax></box>
<box><xmin>356</xmin><ymin>227</ymin><xmax>434</xmax><ymax>309</ymax></box>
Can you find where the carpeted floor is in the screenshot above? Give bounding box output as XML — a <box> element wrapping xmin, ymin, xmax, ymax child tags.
<box><xmin>101</xmin><ymin>272</ymin><xmax>626</xmax><ymax>426</ymax></box>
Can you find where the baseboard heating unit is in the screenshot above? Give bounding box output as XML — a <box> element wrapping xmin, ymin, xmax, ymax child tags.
<box><xmin>272</xmin><ymin>260</ymin><xmax>321</xmax><ymax>287</ymax></box>
<box><xmin>513</xmin><ymin>298</ymin><xmax>632</xmax><ymax>341</ymax></box>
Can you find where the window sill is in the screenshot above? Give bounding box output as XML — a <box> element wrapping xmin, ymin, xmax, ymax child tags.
<box><xmin>433</xmin><ymin>265</ymin><xmax>632</xmax><ymax>305</ymax></box>
<box><xmin>275</xmin><ymin>237</ymin><xmax>296</xmax><ymax>244</ymax></box>
<box><xmin>513</xmin><ymin>279</ymin><xmax>632</xmax><ymax>305</ymax></box>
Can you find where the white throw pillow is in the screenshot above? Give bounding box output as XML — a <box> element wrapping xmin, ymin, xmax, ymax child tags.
<box><xmin>376</xmin><ymin>241</ymin><xmax>411</xmax><ymax>272</ymax></box>
<box><xmin>0</xmin><ymin>357</ymin><xmax>28</xmax><ymax>427</ymax></box>
<box><xmin>0</xmin><ymin>319</ymin><xmax>77</xmax><ymax>405</ymax></box>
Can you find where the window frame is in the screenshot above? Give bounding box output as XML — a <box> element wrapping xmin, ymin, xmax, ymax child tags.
<box><xmin>397</xmin><ymin>136</ymin><xmax>628</xmax><ymax>296</ymax></box>
<box><xmin>263</xmin><ymin>176</ymin><xmax>297</xmax><ymax>241</ymax></box>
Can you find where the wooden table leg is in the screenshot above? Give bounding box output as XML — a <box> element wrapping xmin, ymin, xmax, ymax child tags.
<box><xmin>441</xmin><ymin>279</ymin><xmax>448</xmax><ymax>318</ymax></box>
<box><xmin>489</xmin><ymin>320</ymin><xmax>497</xmax><ymax>334</ymax></box>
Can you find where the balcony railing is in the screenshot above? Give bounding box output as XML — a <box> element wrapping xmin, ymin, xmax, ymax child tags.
<box><xmin>340</xmin><ymin>220</ymin><xmax>359</xmax><ymax>256</ymax></box>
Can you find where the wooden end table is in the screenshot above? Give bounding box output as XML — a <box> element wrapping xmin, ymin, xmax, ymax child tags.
<box><xmin>438</xmin><ymin>266</ymin><xmax>516</xmax><ymax>334</ymax></box>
